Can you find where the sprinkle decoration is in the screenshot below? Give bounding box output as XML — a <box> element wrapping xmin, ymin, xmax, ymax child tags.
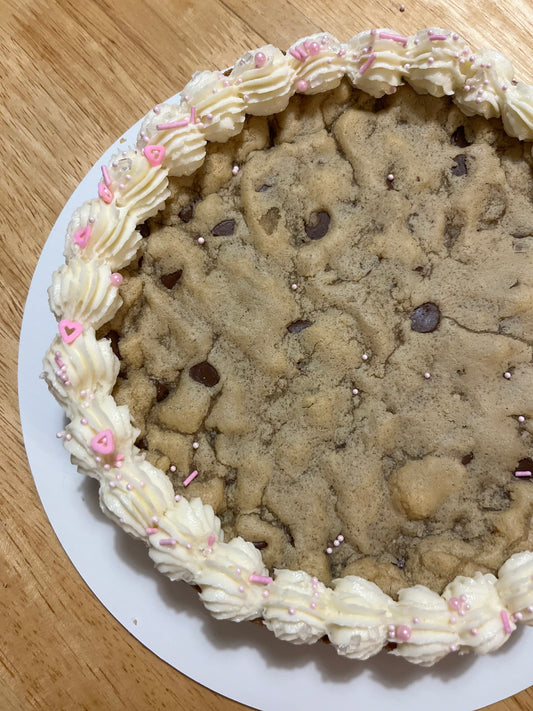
<box><xmin>379</xmin><ymin>31</ymin><xmax>408</xmax><ymax>46</ymax></box>
<box><xmin>90</xmin><ymin>429</ymin><xmax>115</xmax><ymax>455</ymax></box>
<box><xmin>109</xmin><ymin>272</ymin><xmax>123</xmax><ymax>286</ymax></box>
<box><xmin>208</xmin><ymin>534</ymin><xmax>216</xmax><ymax>547</ymax></box>
<box><xmin>501</xmin><ymin>609</ymin><xmax>512</xmax><ymax>634</ymax></box>
<box><xmin>359</xmin><ymin>53</ymin><xmax>377</xmax><ymax>75</ymax></box>
<box><xmin>72</xmin><ymin>225</ymin><xmax>91</xmax><ymax>249</ymax></box>
<box><xmin>98</xmin><ymin>182</ymin><xmax>113</xmax><ymax>204</ymax></box>
<box><xmin>183</xmin><ymin>469</ymin><xmax>199</xmax><ymax>487</ymax></box>
<box><xmin>515</xmin><ymin>470</ymin><xmax>532</xmax><ymax>478</ymax></box>
<box><xmin>59</xmin><ymin>319</ymin><xmax>83</xmax><ymax>344</ymax></box>
<box><xmin>143</xmin><ymin>144</ymin><xmax>166</xmax><ymax>167</ymax></box>
<box><xmin>156</xmin><ymin>105</ymin><xmax>197</xmax><ymax>131</ymax></box>
<box><xmin>254</xmin><ymin>51</ymin><xmax>267</xmax><ymax>68</ymax></box>
<box><xmin>249</xmin><ymin>574</ymin><xmax>273</xmax><ymax>585</ymax></box>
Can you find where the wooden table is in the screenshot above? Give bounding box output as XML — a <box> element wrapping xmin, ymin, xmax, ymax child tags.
<box><xmin>3</xmin><ymin>1</ymin><xmax>533</xmax><ymax>708</ymax></box>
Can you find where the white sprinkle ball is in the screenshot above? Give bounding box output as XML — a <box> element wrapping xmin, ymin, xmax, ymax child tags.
<box><xmin>170</xmin><ymin>465</ymin><xmax>177</xmax><ymax>473</ymax></box>
<box><xmin>291</xmin><ymin>283</ymin><xmax>298</xmax><ymax>291</ymax></box>
<box><xmin>337</xmin><ymin>534</ymin><xmax>344</xmax><ymax>542</ymax></box>
<box><xmin>387</xmin><ymin>173</ymin><xmax>394</xmax><ymax>181</ymax></box>
<box><xmin>352</xmin><ymin>388</ymin><xmax>359</xmax><ymax>395</ymax></box>
<box><xmin>333</xmin><ymin>539</ymin><xmax>340</xmax><ymax>547</ymax></box>
<box><xmin>326</xmin><ymin>547</ymin><xmax>333</xmax><ymax>554</ymax></box>
<box><xmin>362</xmin><ymin>353</ymin><xmax>369</xmax><ymax>361</ymax></box>
<box><xmin>192</xmin><ymin>441</ymin><xmax>199</xmax><ymax>449</ymax></box>
<box><xmin>198</xmin><ymin>237</ymin><xmax>205</xmax><ymax>245</ymax></box>
<box><xmin>518</xmin><ymin>416</ymin><xmax>525</xmax><ymax>423</ymax></box>
<box><xmin>232</xmin><ymin>165</ymin><xmax>239</xmax><ymax>175</ymax></box>
<box><xmin>424</xmin><ymin>372</ymin><xmax>431</xmax><ymax>379</ymax></box>
<box><xmin>504</xmin><ymin>371</ymin><xmax>512</xmax><ymax>380</ymax></box>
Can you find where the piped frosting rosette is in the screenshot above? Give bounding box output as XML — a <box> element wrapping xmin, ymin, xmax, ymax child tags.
<box><xmin>43</xmin><ymin>28</ymin><xmax>533</xmax><ymax>666</ymax></box>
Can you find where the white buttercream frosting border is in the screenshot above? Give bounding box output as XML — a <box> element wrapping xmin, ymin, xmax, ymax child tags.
<box><xmin>42</xmin><ymin>28</ymin><xmax>533</xmax><ymax>666</ymax></box>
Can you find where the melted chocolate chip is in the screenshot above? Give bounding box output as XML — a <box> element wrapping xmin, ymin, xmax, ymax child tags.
<box><xmin>395</xmin><ymin>556</ymin><xmax>406</xmax><ymax>569</ymax></box>
<box><xmin>135</xmin><ymin>436</ymin><xmax>148</xmax><ymax>451</ymax></box>
<box><xmin>178</xmin><ymin>203</ymin><xmax>194</xmax><ymax>223</ymax></box>
<box><xmin>137</xmin><ymin>221</ymin><xmax>151</xmax><ymax>238</ymax></box>
<box><xmin>160</xmin><ymin>269</ymin><xmax>183</xmax><ymax>290</ymax></box>
<box><xmin>256</xmin><ymin>184</ymin><xmax>271</xmax><ymax>192</ymax></box>
<box><xmin>107</xmin><ymin>330</ymin><xmax>121</xmax><ymax>359</ymax></box>
<box><xmin>410</xmin><ymin>302</ymin><xmax>441</xmax><ymax>333</ymax></box>
<box><xmin>450</xmin><ymin>126</ymin><xmax>472</xmax><ymax>148</ymax></box>
<box><xmin>189</xmin><ymin>361</ymin><xmax>220</xmax><ymax>387</ymax></box>
<box><xmin>515</xmin><ymin>458</ymin><xmax>533</xmax><ymax>476</ymax></box>
<box><xmin>155</xmin><ymin>382</ymin><xmax>170</xmax><ymax>402</ymax></box>
<box><xmin>461</xmin><ymin>452</ymin><xmax>474</xmax><ymax>466</ymax></box>
<box><xmin>252</xmin><ymin>541</ymin><xmax>268</xmax><ymax>550</ymax></box>
<box><xmin>451</xmin><ymin>154</ymin><xmax>468</xmax><ymax>177</ymax></box>
<box><xmin>212</xmin><ymin>219</ymin><xmax>235</xmax><ymax>236</ymax></box>
<box><xmin>305</xmin><ymin>211</ymin><xmax>330</xmax><ymax>240</ymax></box>
<box><xmin>287</xmin><ymin>319</ymin><xmax>313</xmax><ymax>333</ymax></box>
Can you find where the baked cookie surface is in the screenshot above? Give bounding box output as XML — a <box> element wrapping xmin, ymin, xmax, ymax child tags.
<box><xmin>44</xmin><ymin>29</ymin><xmax>533</xmax><ymax>665</ymax></box>
<box><xmin>105</xmin><ymin>83</ymin><xmax>533</xmax><ymax>597</ymax></box>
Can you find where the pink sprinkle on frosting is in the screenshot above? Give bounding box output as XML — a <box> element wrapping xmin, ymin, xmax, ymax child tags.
<box><xmin>208</xmin><ymin>534</ymin><xmax>216</xmax><ymax>547</ymax></box>
<box><xmin>429</xmin><ymin>33</ymin><xmax>448</xmax><ymax>41</ymax></box>
<box><xmin>359</xmin><ymin>53</ymin><xmax>377</xmax><ymax>75</ymax></box>
<box><xmin>156</xmin><ymin>118</ymin><xmax>189</xmax><ymax>130</ymax></box>
<box><xmin>249</xmin><ymin>574</ymin><xmax>273</xmax><ymax>585</ymax></box>
<box><xmin>183</xmin><ymin>469</ymin><xmax>199</xmax><ymax>486</ymax></box>
<box><xmin>159</xmin><ymin>538</ymin><xmax>177</xmax><ymax>547</ymax></box>
<box><xmin>501</xmin><ymin>609</ymin><xmax>513</xmax><ymax>634</ymax></box>
<box><xmin>378</xmin><ymin>32</ymin><xmax>408</xmax><ymax>46</ymax></box>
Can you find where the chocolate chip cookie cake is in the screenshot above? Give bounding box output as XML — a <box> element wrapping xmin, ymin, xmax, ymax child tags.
<box><xmin>43</xmin><ymin>28</ymin><xmax>533</xmax><ymax>666</ymax></box>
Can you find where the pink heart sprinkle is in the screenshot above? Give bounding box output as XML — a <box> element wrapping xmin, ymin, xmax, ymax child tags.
<box><xmin>91</xmin><ymin>429</ymin><xmax>115</xmax><ymax>455</ymax></box>
<box><xmin>72</xmin><ymin>225</ymin><xmax>92</xmax><ymax>249</ymax></box>
<box><xmin>59</xmin><ymin>319</ymin><xmax>83</xmax><ymax>344</ymax></box>
<box><xmin>98</xmin><ymin>182</ymin><xmax>113</xmax><ymax>204</ymax></box>
<box><xmin>143</xmin><ymin>144</ymin><xmax>166</xmax><ymax>167</ymax></box>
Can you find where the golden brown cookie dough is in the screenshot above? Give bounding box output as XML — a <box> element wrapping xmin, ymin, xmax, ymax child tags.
<box><xmin>103</xmin><ymin>83</ymin><xmax>533</xmax><ymax>596</ymax></box>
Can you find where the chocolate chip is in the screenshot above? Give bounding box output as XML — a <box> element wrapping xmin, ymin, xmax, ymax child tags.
<box><xmin>461</xmin><ymin>452</ymin><xmax>474</xmax><ymax>466</ymax></box>
<box><xmin>135</xmin><ymin>436</ymin><xmax>148</xmax><ymax>451</ymax></box>
<box><xmin>451</xmin><ymin>154</ymin><xmax>467</xmax><ymax>177</ymax></box>
<box><xmin>178</xmin><ymin>204</ymin><xmax>194</xmax><ymax>223</ymax></box>
<box><xmin>137</xmin><ymin>221</ymin><xmax>151</xmax><ymax>238</ymax></box>
<box><xmin>212</xmin><ymin>219</ymin><xmax>235</xmax><ymax>236</ymax></box>
<box><xmin>395</xmin><ymin>556</ymin><xmax>406</xmax><ymax>569</ymax></box>
<box><xmin>514</xmin><ymin>458</ymin><xmax>533</xmax><ymax>476</ymax></box>
<box><xmin>410</xmin><ymin>302</ymin><xmax>441</xmax><ymax>333</ymax></box>
<box><xmin>305</xmin><ymin>211</ymin><xmax>330</xmax><ymax>240</ymax></box>
<box><xmin>256</xmin><ymin>184</ymin><xmax>271</xmax><ymax>192</ymax></box>
<box><xmin>189</xmin><ymin>361</ymin><xmax>220</xmax><ymax>387</ymax></box>
<box><xmin>252</xmin><ymin>541</ymin><xmax>268</xmax><ymax>550</ymax></box>
<box><xmin>107</xmin><ymin>330</ymin><xmax>121</xmax><ymax>359</ymax></box>
<box><xmin>287</xmin><ymin>319</ymin><xmax>313</xmax><ymax>333</ymax></box>
<box><xmin>160</xmin><ymin>269</ymin><xmax>183</xmax><ymax>289</ymax></box>
<box><xmin>450</xmin><ymin>126</ymin><xmax>472</xmax><ymax>148</ymax></box>
<box><xmin>155</xmin><ymin>382</ymin><xmax>170</xmax><ymax>402</ymax></box>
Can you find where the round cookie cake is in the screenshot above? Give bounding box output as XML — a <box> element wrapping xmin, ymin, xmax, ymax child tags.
<box><xmin>43</xmin><ymin>28</ymin><xmax>533</xmax><ymax>666</ymax></box>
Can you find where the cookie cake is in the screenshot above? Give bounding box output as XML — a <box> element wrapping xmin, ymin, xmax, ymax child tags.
<box><xmin>43</xmin><ymin>28</ymin><xmax>533</xmax><ymax>666</ymax></box>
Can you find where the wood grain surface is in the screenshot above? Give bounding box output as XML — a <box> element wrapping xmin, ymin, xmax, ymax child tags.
<box><xmin>2</xmin><ymin>1</ymin><xmax>533</xmax><ymax>709</ymax></box>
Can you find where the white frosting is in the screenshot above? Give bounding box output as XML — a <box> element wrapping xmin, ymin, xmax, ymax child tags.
<box><xmin>48</xmin><ymin>259</ymin><xmax>121</xmax><ymax>330</ymax></box>
<box><xmin>287</xmin><ymin>33</ymin><xmax>346</xmax><ymax>95</ymax></box>
<box><xmin>263</xmin><ymin>570</ymin><xmax>331</xmax><ymax>644</ymax></box>
<box><xmin>327</xmin><ymin>576</ymin><xmax>393</xmax><ymax>659</ymax></box>
<box><xmin>230</xmin><ymin>45</ymin><xmax>296</xmax><ymax>115</ymax></box>
<box><xmin>346</xmin><ymin>29</ymin><xmax>408</xmax><ymax>97</ymax></box>
<box><xmin>43</xmin><ymin>28</ymin><xmax>533</xmax><ymax>665</ymax></box>
<box><xmin>197</xmin><ymin>537</ymin><xmax>268</xmax><ymax>621</ymax></box>
<box><xmin>391</xmin><ymin>585</ymin><xmax>459</xmax><ymax>666</ymax></box>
